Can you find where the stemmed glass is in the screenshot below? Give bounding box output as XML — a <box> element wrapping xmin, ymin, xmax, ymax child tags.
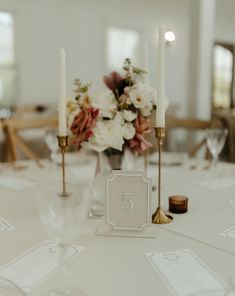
<box><xmin>37</xmin><ymin>182</ymin><xmax>88</xmax><ymax>296</ymax></box>
<box><xmin>206</xmin><ymin>128</ymin><xmax>228</xmax><ymax>177</ymax></box>
<box><xmin>44</xmin><ymin>127</ymin><xmax>59</xmax><ymax>163</ymax></box>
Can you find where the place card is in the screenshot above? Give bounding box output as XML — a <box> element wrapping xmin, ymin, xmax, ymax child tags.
<box><xmin>220</xmin><ymin>226</ymin><xmax>235</xmax><ymax>239</ymax></box>
<box><xmin>145</xmin><ymin>249</ymin><xmax>227</xmax><ymax>296</ymax></box>
<box><xmin>0</xmin><ymin>218</ymin><xmax>15</xmax><ymax>232</ymax></box>
<box><xmin>0</xmin><ymin>177</ymin><xmax>34</xmax><ymax>190</ymax></box>
<box><xmin>96</xmin><ymin>171</ymin><xmax>156</xmax><ymax>238</ymax></box>
<box><xmin>0</xmin><ymin>240</ymin><xmax>83</xmax><ymax>292</ymax></box>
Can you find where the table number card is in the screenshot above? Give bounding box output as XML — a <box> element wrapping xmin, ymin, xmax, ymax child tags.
<box><xmin>145</xmin><ymin>249</ymin><xmax>227</xmax><ymax>296</ymax></box>
<box><xmin>96</xmin><ymin>171</ymin><xmax>156</xmax><ymax>238</ymax></box>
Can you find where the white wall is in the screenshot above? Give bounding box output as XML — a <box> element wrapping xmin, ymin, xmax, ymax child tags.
<box><xmin>0</xmin><ymin>0</ymin><xmax>191</xmax><ymax>116</ymax></box>
<box><xmin>188</xmin><ymin>0</ymin><xmax>215</xmax><ymax>120</ymax></box>
<box><xmin>215</xmin><ymin>0</ymin><xmax>235</xmax><ymax>43</ymax></box>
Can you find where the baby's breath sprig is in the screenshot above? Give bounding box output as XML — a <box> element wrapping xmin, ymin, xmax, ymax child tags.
<box><xmin>122</xmin><ymin>58</ymin><xmax>147</xmax><ymax>78</ymax></box>
<box><xmin>74</xmin><ymin>79</ymin><xmax>92</xmax><ymax>100</ymax></box>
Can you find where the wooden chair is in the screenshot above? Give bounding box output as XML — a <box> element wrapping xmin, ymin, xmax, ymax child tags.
<box><xmin>166</xmin><ymin>117</ymin><xmax>224</xmax><ymax>158</ymax></box>
<box><xmin>0</xmin><ymin>115</ymin><xmax>57</xmax><ymax>167</ymax></box>
<box><xmin>12</xmin><ymin>104</ymin><xmax>48</xmax><ymax>116</ymax></box>
<box><xmin>212</xmin><ymin>109</ymin><xmax>235</xmax><ymax>162</ymax></box>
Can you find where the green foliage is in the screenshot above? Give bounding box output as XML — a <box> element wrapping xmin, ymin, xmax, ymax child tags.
<box><xmin>122</xmin><ymin>58</ymin><xmax>147</xmax><ymax>77</ymax></box>
<box><xmin>74</xmin><ymin>79</ymin><xmax>92</xmax><ymax>100</ymax></box>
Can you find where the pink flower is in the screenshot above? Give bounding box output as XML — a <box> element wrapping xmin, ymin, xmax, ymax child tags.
<box><xmin>103</xmin><ymin>71</ymin><xmax>123</xmax><ymax>92</ymax></box>
<box><xmin>119</xmin><ymin>94</ymin><xmax>130</xmax><ymax>106</ymax></box>
<box><xmin>70</xmin><ymin>107</ymin><xmax>99</xmax><ymax>149</ymax></box>
<box><xmin>134</xmin><ymin>115</ymin><xmax>152</xmax><ymax>134</ymax></box>
<box><xmin>128</xmin><ymin>115</ymin><xmax>152</xmax><ymax>153</ymax></box>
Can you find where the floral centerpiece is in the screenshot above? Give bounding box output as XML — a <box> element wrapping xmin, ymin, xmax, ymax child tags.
<box><xmin>67</xmin><ymin>59</ymin><xmax>156</xmax><ymax>156</ymax></box>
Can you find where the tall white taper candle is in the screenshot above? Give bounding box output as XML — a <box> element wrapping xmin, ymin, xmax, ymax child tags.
<box><xmin>156</xmin><ymin>25</ymin><xmax>166</xmax><ymax>127</ymax></box>
<box><xmin>58</xmin><ymin>48</ymin><xmax>67</xmax><ymax>136</ymax></box>
<box><xmin>144</xmin><ymin>42</ymin><xmax>149</xmax><ymax>84</ymax></box>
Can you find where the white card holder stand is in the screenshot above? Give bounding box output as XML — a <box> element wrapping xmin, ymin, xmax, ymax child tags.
<box><xmin>96</xmin><ymin>170</ymin><xmax>157</xmax><ymax>238</ymax></box>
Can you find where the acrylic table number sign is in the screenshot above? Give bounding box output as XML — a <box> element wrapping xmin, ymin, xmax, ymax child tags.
<box><xmin>96</xmin><ymin>171</ymin><xmax>157</xmax><ymax>238</ymax></box>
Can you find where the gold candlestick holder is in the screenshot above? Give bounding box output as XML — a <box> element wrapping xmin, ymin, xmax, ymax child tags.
<box><xmin>57</xmin><ymin>135</ymin><xmax>70</xmax><ymax>197</ymax></box>
<box><xmin>152</xmin><ymin>127</ymin><xmax>173</xmax><ymax>224</ymax></box>
<box><xmin>144</xmin><ymin>150</ymin><xmax>148</xmax><ymax>175</ymax></box>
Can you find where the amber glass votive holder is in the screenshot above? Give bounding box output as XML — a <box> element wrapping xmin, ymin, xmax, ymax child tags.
<box><xmin>169</xmin><ymin>195</ymin><xmax>188</xmax><ymax>214</ymax></box>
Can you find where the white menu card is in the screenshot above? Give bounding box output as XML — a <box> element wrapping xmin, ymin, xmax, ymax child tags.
<box><xmin>0</xmin><ymin>240</ymin><xmax>83</xmax><ymax>292</ymax></box>
<box><xmin>0</xmin><ymin>218</ymin><xmax>15</xmax><ymax>232</ymax></box>
<box><xmin>145</xmin><ymin>249</ymin><xmax>227</xmax><ymax>296</ymax></box>
<box><xmin>229</xmin><ymin>200</ymin><xmax>235</xmax><ymax>211</ymax></box>
<box><xmin>220</xmin><ymin>225</ymin><xmax>235</xmax><ymax>239</ymax></box>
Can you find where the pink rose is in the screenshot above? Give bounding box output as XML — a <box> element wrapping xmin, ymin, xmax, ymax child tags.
<box><xmin>134</xmin><ymin>115</ymin><xmax>152</xmax><ymax>134</ymax></box>
<box><xmin>128</xmin><ymin>115</ymin><xmax>152</xmax><ymax>153</ymax></box>
<box><xmin>70</xmin><ymin>107</ymin><xmax>99</xmax><ymax>149</ymax></box>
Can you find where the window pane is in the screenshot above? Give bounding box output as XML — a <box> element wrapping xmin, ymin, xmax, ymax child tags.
<box><xmin>107</xmin><ymin>27</ymin><xmax>139</xmax><ymax>70</ymax></box>
<box><xmin>213</xmin><ymin>45</ymin><xmax>233</xmax><ymax>109</ymax></box>
<box><xmin>0</xmin><ymin>12</ymin><xmax>14</xmax><ymax>65</ymax></box>
<box><xmin>0</xmin><ymin>12</ymin><xmax>16</xmax><ymax>105</ymax></box>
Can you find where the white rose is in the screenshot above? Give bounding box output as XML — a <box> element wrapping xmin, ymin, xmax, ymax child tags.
<box><xmin>114</xmin><ymin>111</ymin><xmax>125</xmax><ymax>125</ymax></box>
<box><xmin>129</xmin><ymin>83</ymin><xmax>153</xmax><ymax>109</ymax></box>
<box><xmin>82</xmin><ymin>113</ymin><xmax>124</xmax><ymax>152</ymax></box>
<box><xmin>91</xmin><ymin>91</ymin><xmax>117</xmax><ymax>119</ymax></box>
<box><xmin>123</xmin><ymin>123</ymin><xmax>135</xmax><ymax>140</ymax></box>
<box><xmin>140</xmin><ymin>103</ymin><xmax>153</xmax><ymax>117</ymax></box>
<box><xmin>122</xmin><ymin>110</ymin><xmax>137</xmax><ymax>122</ymax></box>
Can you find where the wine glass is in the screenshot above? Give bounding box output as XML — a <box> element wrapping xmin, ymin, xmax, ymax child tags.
<box><xmin>37</xmin><ymin>182</ymin><xmax>88</xmax><ymax>295</ymax></box>
<box><xmin>206</xmin><ymin>128</ymin><xmax>228</xmax><ymax>177</ymax></box>
<box><xmin>44</xmin><ymin>127</ymin><xmax>58</xmax><ymax>163</ymax></box>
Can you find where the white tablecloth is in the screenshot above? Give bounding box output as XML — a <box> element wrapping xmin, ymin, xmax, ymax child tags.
<box><xmin>0</xmin><ymin>155</ymin><xmax>235</xmax><ymax>296</ymax></box>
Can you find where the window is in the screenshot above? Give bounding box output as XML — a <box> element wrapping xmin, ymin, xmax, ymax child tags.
<box><xmin>212</xmin><ymin>43</ymin><xmax>234</xmax><ymax>109</ymax></box>
<box><xmin>106</xmin><ymin>27</ymin><xmax>139</xmax><ymax>71</ymax></box>
<box><xmin>0</xmin><ymin>12</ymin><xmax>16</xmax><ymax>106</ymax></box>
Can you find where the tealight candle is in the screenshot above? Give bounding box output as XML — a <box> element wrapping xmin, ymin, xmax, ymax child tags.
<box><xmin>169</xmin><ymin>195</ymin><xmax>189</xmax><ymax>214</ymax></box>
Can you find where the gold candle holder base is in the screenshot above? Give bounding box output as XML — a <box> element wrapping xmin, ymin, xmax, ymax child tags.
<box><xmin>152</xmin><ymin>207</ymin><xmax>173</xmax><ymax>224</ymax></box>
<box><xmin>57</xmin><ymin>135</ymin><xmax>68</xmax><ymax>150</ymax></box>
<box><xmin>57</xmin><ymin>135</ymin><xmax>69</xmax><ymax>197</ymax></box>
<box><xmin>152</xmin><ymin>127</ymin><xmax>173</xmax><ymax>224</ymax></box>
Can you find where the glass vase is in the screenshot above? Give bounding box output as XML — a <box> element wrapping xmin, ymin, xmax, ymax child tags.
<box><xmin>90</xmin><ymin>148</ymin><xmax>134</xmax><ymax>218</ymax></box>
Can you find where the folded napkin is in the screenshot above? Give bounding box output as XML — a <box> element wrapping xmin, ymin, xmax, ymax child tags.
<box><xmin>196</xmin><ymin>177</ymin><xmax>235</xmax><ymax>190</ymax></box>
